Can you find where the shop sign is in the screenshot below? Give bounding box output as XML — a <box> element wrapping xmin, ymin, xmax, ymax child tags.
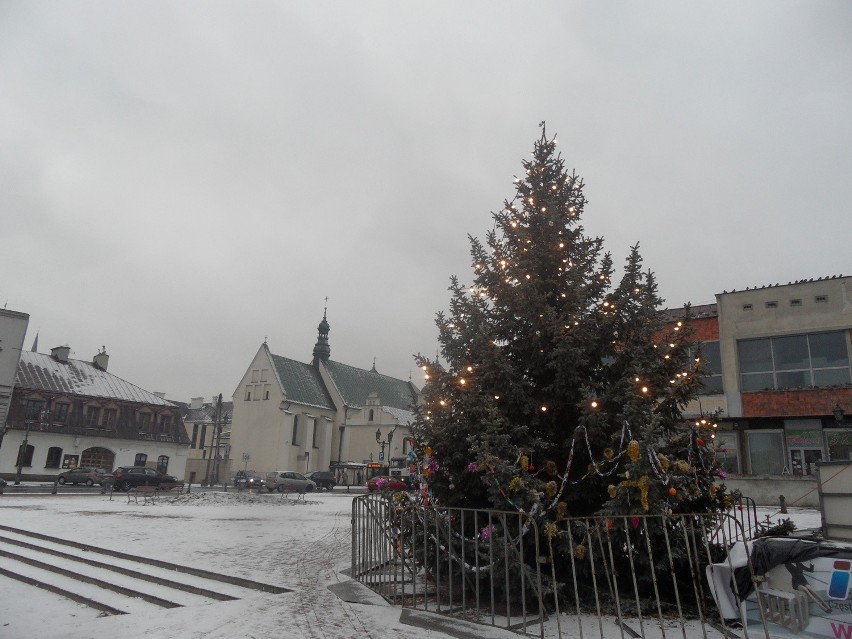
<box><xmin>786</xmin><ymin>430</ymin><xmax>823</xmax><ymax>448</ymax></box>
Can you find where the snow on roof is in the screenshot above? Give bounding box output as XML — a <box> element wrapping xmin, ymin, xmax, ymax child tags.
<box><xmin>16</xmin><ymin>351</ymin><xmax>174</xmax><ymax>406</ymax></box>
<box><xmin>383</xmin><ymin>406</ymin><xmax>416</xmax><ymax>426</ymax></box>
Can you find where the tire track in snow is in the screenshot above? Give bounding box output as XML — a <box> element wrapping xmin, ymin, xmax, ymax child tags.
<box><xmin>292</xmin><ymin>508</ymin><xmax>375</xmax><ymax>639</ymax></box>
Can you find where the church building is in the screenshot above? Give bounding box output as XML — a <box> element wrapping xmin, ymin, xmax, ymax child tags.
<box><xmin>228</xmin><ymin>311</ymin><xmax>420</xmax><ymax>483</ymax></box>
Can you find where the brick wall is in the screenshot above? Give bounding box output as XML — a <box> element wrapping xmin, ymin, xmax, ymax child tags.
<box><xmin>743</xmin><ymin>388</ymin><xmax>852</xmax><ymax>418</ymax></box>
<box><xmin>691</xmin><ymin>317</ymin><xmax>719</xmax><ymax>341</ymax></box>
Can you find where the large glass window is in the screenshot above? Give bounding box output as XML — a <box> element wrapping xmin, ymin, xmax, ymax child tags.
<box><xmin>134</xmin><ymin>453</ymin><xmax>148</xmax><ymax>466</ymax></box>
<box><xmin>747</xmin><ymin>431</ymin><xmax>785</xmax><ymax>475</ymax></box>
<box><xmin>698</xmin><ymin>341</ymin><xmax>723</xmax><ymax>394</ymax></box>
<box><xmin>713</xmin><ymin>432</ymin><xmax>739</xmax><ymax>474</ymax></box>
<box><xmin>738</xmin><ymin>331</ymin><xmax>852</xmax><ymax>391</ymax></box>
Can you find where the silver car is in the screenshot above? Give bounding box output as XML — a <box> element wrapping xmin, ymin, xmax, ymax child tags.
<box><xmin>265</xmin><ymin>471</ymin><xmax>316</xmax><ymax>493</ymax></box>
<box><xmin>57</xmin><ymin>467</ymin><xmax>113</xmax><ymax>486</ymax></box>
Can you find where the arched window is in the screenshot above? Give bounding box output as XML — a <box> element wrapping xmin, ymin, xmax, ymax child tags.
<box><xmin>46</xmin><ymin>447</ymin><xmax>63</xmax><ymax>468</ymax></box>
<box><xmin>16</xmin><ymin>444</ymin><xmax>34</xmax><ymax>467</ymax></box>
<box><xmin>368</xmin><ymin>409</ymin><xmax>374</xmax><ymax>422</ymax></box>
<box><xmin>157</xmin><ymin>455</ymin><xmax>169</xmax><ymax>474</ymax></box>
<box><xmin>81</xmin><ymin>447</ymin><xmax>115</xmax><ymax>470</ymax></box>
<box><xmin>135</xmin><ymin>453</ymin><xmax>148</xmax><ymax>466</ymax></box>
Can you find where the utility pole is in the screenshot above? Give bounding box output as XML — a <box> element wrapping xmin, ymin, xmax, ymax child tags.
<box><xmin>213</xmin><ymin>393</ymin><xmax>223</xmax><ymax>485</ymax></box>
<box><xmin>203</xmin><ymin>394</ymin><xmax>222</xmax><ymax>486</ymax></box>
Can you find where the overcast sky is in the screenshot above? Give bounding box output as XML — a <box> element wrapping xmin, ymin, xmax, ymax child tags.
<box><xmin>2</xmin><ymin>2</ymin><xmax>850</xmax><ymax>402</ymax></box>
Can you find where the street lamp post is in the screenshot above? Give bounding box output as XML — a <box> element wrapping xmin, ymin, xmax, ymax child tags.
<box><xmin>375</xmin><ymin>426</ymin><xmax>397</xmax><ymax>471</ymax></box>
<box><xmin>15</xmin><ymin>407</ymin><xmax>46</xmax><ymax>485</ymax></box>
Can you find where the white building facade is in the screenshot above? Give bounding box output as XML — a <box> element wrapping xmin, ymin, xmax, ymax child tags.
<box><xmin>228</xmin><ymin>312</ymin><xmax>419</xmax><ymax>483</ymax></box>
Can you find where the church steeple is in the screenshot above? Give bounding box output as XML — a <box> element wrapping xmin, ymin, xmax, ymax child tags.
<box><xmin>312</xmin><ymin>301</ymin><xmax>331</xmax><ymax>365</ymax></box>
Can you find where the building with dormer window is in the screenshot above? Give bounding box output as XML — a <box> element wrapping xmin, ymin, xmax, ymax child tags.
<box><xmin>1</xmin><ymin>344</ymin><xmax>190</xmax><ymax>481</ymax></box>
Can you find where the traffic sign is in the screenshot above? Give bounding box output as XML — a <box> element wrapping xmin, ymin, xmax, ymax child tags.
<box><xmin>379</xmin><ymin>451</ymin><xmax>384</xmax><ymax>461</ymax></box>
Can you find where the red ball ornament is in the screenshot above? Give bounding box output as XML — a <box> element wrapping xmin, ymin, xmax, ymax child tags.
<box><xmin>737</xmin><ymin>505</ymin><xmax>743</xmax><ymax>511</ymax></box>
<box><xmin>697</xmin><ymin>438</ymin><xmax>705</xmax><ymax>446</ymax></box>
<box><xmin>668</xmin><ymin>487</ymin><xmax>677</xmax><ymax>496</ymax></box>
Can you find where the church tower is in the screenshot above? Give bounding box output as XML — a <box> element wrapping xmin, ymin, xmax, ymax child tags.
<box><xmin>312</xmin><ymin>306</ymin><xmax>331</xmax><ymax>365</ymax></box>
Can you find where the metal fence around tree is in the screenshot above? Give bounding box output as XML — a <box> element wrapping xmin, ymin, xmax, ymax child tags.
<box><xmin>351</xmin><ymin>493</ymin><xmax>761</xmax><ymax>638</ymax></box>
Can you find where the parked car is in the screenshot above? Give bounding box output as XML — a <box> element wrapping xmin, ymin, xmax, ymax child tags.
<box><xmin>234</xmin><ymin>470</ymin><xmax>264</xmax><ymax>488</ymax></box>
<box><xmin>305</xmin><ymin>471</ymin><xmax>335</xmax><ymax>491</ymax></box>
<box><xmin>367</xmin><ymin>475</ymin><xmax>408</xmax><ymax>492</ymax></box>
<box><xmin>57</xmin><ymin>467</ymin><xmax>113</xmax><ymax>487</ymax></box>
<box><xmin>265</xmin><ymin>471</ymin><xmax>316</xmax><ymax>494</ymax></box>
<box><xmin>111</xmin><ymin>466</ymin><xmax>178</xmax><ymax>492</ymax></box>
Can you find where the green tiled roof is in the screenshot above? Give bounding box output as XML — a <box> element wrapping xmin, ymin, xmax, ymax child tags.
<box><xmin>324</xmin><ymin>360</ymin><xmax>417</xmax><ymax>410</ymax></box>
<box><xmin>270</xmin><ymin>354</ymin><xmax>335</xmax><ymax>410</ymax></box>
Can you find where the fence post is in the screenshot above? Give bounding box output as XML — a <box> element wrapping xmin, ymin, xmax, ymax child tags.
<box><xmin>779</xmin><ymin>494</ymin><xmax>787</xmax><ymax>514</ymax></box>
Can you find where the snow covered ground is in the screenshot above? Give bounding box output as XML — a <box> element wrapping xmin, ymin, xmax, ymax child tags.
<box><xmin>0</xmin><ymin>488</ymin><xmax>824</xmax><ymax>639</ymax></box>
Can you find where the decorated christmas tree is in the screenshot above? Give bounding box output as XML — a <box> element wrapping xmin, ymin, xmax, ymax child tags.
<box><xmin>412</xmin><ymin>123</ymin><xmax>731</xmax><ymax>533</ymax></box>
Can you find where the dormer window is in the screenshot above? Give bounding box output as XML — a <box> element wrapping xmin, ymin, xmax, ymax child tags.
<box><xmin>86</xmin><ymin>407</ymin><xmax>101</xmax><ymax>426</ymax></box>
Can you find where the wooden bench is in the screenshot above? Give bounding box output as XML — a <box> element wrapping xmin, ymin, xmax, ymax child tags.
<box><xmin>159</xmin><ymin>482</ymin><xmax>185</xmax><ymax>494</ymax></box>
<box><xmin>127</xmin><ymin>485</ymin><xmax>158</xmax><ymax>505</ymax></box>
<box><xmin>279</xmin><ymin>487</ymin><xmax>309</xmax><ymax>502</ymax></box>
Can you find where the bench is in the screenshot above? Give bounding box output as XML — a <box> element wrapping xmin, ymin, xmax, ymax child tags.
<box><xmin>127</xmin><ymin>485</ymin><xmax>158</xmax><ymax>505</ymax></box>
<box><xmin>159</xmin><ymin>482</ymin><xmax>185</xmax><ymax>494</ymax></box>
<box><xmin>279</xmin><ymin>487</ymin><xmax>309</xmax><ymax>502</ymax></box>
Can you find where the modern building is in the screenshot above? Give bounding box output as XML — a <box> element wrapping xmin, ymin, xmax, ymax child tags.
<box><xmin>0</xmin><ymin>308</ymin><xmax>29</xmax><ymax>433</ymax></box>
<box><xmin>228</xmin><ymin>310</ymin><xmax>420</xmax><ymax>483</ymax></box>
<box><xmin>663</xmin><ymin>275</ymin><xmax>852</xmax><ymax>478</ymax></box>
<box><xmin>1</xmin><ymin>345</ymin><xmax>190</xmax><ymax>481</ymax></box>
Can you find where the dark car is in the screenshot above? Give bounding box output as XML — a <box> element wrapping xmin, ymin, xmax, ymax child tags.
<box><xmin>57</xmin><ymin>467</ymin><xmax>113</xmax><ymax>487</ymax></box>
<box><xmin>305</xmin><ymin>471</ymin><xmax>336</xmax><ymax>491</ymax></box>
<box><xmin>234</xmin><ymin>470</ymin><xmax>264</xmax><ymax>488</ymax></box>
<box><xmin>367</xmin><ymin>475</ymin><xmax>408</xmax><ymax>492</ymax></box>
<box><xmin>112</xmin><ymin>466</ymin><xmax>178</xmax><ymax>492</ymax></box>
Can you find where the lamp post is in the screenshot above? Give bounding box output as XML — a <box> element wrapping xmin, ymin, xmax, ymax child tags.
<box><xmin>375</xmin><ymin>426</ymin><xmax>397</xmax><ymax>470</ymax></box>
<box><xmin>15</xmin><ymin>406</ymin><xmax>46</xmax><ymax>485</ymax></box>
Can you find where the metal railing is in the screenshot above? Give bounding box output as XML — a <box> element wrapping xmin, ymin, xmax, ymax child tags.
<box><xmin>352</xmin><ymin>493</ymin><xmax>757</xmax><ymax>639</ymax></box>
<box><xmin>352</xmin><ymin>494</ymin><xmax>545</xmax><ymax>635</ymax></box>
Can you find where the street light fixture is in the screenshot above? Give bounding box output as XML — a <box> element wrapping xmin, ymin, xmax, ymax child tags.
<box><xmin>375</xmin><ymin>426</ymin><xmax>397</xmax><ymax>468</ymax></box>
<box><xmin>16</xmin><ymin>405</ymin><xmax>47</xmax><ymax>485</ymax></box>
